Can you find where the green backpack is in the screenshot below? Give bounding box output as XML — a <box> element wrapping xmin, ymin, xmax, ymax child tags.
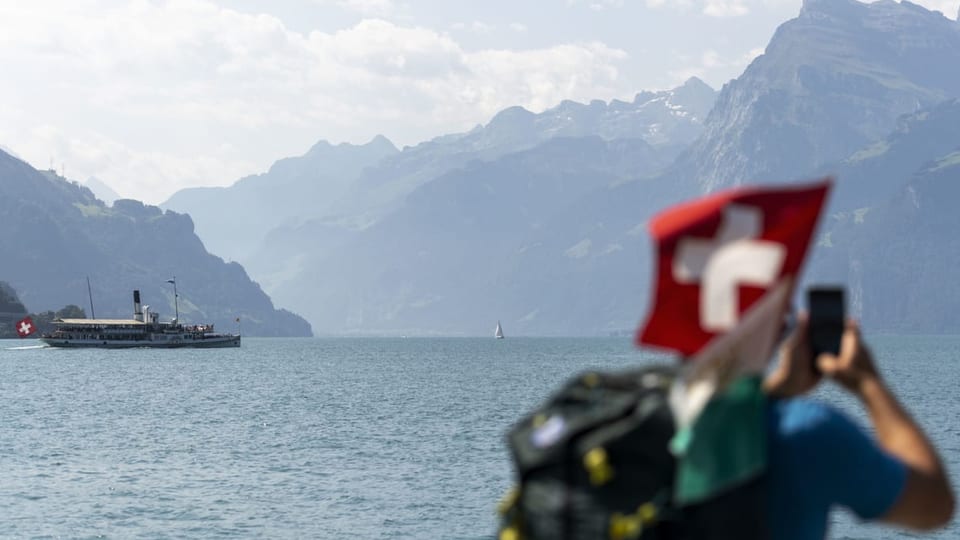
<box><xmin>498</xmin><ymin>364</ymin><xmax>769</xmax><ymax>540</ymax></box>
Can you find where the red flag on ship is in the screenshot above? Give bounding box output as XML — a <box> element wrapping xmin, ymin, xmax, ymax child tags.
<box><xmin>637</xmin><ymin>179</ymin><xmax>830</xmax><ymax>363</ymax></box>
<box><xmin>15</xmin><ymin>316</ymin><xmax>37</xmax><ymax>338</ymax></box>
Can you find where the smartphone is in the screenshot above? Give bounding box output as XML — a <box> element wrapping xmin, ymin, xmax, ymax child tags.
<box><xmin>807</xmin><ymin>287</ymin><xmax>845</xmax><ymax>359</ymax></box>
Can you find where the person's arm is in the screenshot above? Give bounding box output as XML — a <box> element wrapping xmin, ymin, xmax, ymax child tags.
<box><xmin>817</xmin><ymin>321</ymin><xmax>955</xmax><ymax>530</ymax></box>
<box><xmin>763</xmin><ymin>313</ymin><xmax>821</xmax><ymax>398</ymax></box>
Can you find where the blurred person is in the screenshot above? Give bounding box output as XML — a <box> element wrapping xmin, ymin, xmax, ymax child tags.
<box><xmin>762</xmin><ymin>314</ymin><xmax>955</xmax><ymax>539</ymax></box>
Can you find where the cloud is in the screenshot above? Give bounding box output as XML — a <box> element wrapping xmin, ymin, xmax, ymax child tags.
<box><xmin>589</xmin><ymin>0</ymin><xmax>625</xmax><ymax>9</ymax></box>
<box><xmin>646</xmin><ymin>0</ymin><xmax>957</xmax><ymax>18</ymax></box>
<box><xmin>567</xmin><ymin>0</ymin><xmax>625</xmax><ymax>9</ymax></box>
<box><xmin>451</xmin><ymin>21</ymin><xmax>495</xmax><ymax>35</ymax></box>
<box><xmin>316</xmin><ymin>0</ymin><xmax>398</xmax><ymax>17</ymax></box>
<box><xmin>910</xmin><ymin>0</ymin><xmax>960</xmax><ymax>19</ymax></box>
<box><xmin>642</xmin><ymin>0</ymin><xmax>758</xmax><ymax>16</ymax></box>
<box><xmin>877</xmin><ymin>0</ymin><xmax>958</xmax><ymax>19</ymax></box>
<box><xmin>645</xmin><ymin>0</ymin><xmax>694</xmax><ymax>9</ymax></box>
<box><xmin>0</xmin><ymin>123</ymin><xmax>258</xmax><ymax>204</ymax></box>
<box><xmin>451</xmin><ymin>21</ymin><xmax>528</xmax><ymax>35</ymax></box>
<box><xmin>0</xmin><ymin>1</ymin><xmax>630</xmax><ymax>204</ymax></box>
<box><xmin>703</xmin><ymin>0</ymin><xmax>749</xmax><ymax>16</ymax></box>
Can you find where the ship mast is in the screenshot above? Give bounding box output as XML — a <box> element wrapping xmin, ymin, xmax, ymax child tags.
<box><xmin>86</xmin><ymin>276</ymin><xmax>96</xmax><ymax>319</ymax></box>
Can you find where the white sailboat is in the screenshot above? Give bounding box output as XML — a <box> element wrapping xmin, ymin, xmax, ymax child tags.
<box><xmin>495</xmin><ymin>320</ymin><xmax>504</xmax><ymax>339</ymax></box>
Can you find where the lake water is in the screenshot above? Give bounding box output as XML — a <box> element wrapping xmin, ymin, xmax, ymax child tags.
<box><xmin>1</xmin><ymin>336</ymin><xmax>957</xmax><ymax>539</ymax></box>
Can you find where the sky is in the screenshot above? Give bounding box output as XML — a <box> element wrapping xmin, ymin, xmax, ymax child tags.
<box><xmin>1</xmin><ymin>0</ymin><xmax>958</xmax><ymax>204</ymax></box>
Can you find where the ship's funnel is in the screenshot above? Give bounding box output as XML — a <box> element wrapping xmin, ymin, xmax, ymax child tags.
<box><xmin>133</xmin><ymin>290</ymin><xmax>143</xmax><ymax>322</ymax></box>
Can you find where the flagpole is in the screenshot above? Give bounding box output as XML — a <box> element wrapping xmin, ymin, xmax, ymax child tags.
<box><xmin>166</xmin><ymin>276</ymin><xmax>179</xmax><ymax>324</ymax></box>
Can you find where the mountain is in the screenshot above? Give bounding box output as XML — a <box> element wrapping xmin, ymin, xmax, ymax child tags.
<box><xmin>83</xmin><ymin>176</ymin><xmax>123</xmax><ymax>205</ymax></box>
<box><xmin>680</xmin><ymin>0</ymin><xmax>960</xmax><ymax>193</ymax></box>
<box><xmin>451</xmin><ymin>76</ymin><xmax>716</xmax><ymax>156</ymax></box>
<box><xmin>162</xmin><ymin>135</ymin><xmax>400</xmax><ymax>262</ymax></box>
<box><xmin>819</xmin><ymin>98</ymin><xmax>960</xmax><ymax>211</ymax></box>
<box><xmin>323</xmin><ymin>77</ymin><xmax>716</xmax><ymax>226</ymax></box>
<box><xmin>162</xmin><ymin>79</ymin><xmax>716</xmax><ymax>266</ymax></box>
<box><xmin>0</xmin><ymin>281</ymin><xmax>28</xmax><ymax>337</ymax></box>
<box><xmin>817</xmin><ymin>147</ymin><xmax>960</xmax><ymax>333</ymax></box>
<box><xmin>0</xmin><ymin>149</ymin><xmax>312</xmax><ymax>336</ymax></box>
<box><xmin>259</xmin><ymin>136</ymin><xmax>667</xmax><ymax>335</ymax></box>
<box><xmin>803</xmin><ymin>100</ymin><xmax>960</xmax><ymax>331</ymax></box>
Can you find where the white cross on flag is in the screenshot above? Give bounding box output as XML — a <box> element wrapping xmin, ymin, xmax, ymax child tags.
<box><xmin>637</xmin><ymin>179</ymin><xmax>830</xmax><ymax>367</ymax></box>
<box><xmin>15</xmin><ymin>316</ymin><xmax>36</xmax><ymax>338</ymax></box>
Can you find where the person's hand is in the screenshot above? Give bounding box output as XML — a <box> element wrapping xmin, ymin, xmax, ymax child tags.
<box><xmin>816</xmin><ymin>319</ymin><xmax>881</xmax><ymax>397</ymax></box>
<box><xmin>763</xmin><ymin>313</ymin><xmax>822</xmax><ymax>397</ymax></box>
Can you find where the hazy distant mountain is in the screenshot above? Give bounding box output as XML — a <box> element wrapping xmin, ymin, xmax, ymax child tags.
<box><xmin>0</xmin><ymin>150</ymin><xmax>311</xmax><ymax>336</ymax></box>
<box><xmin>162</xmin><ymin>79</ymin><xmax>716</xmax><ymax>266</ymax></box>
<box><xmin>819</xmin><ymin>98</ymin><xmax>960</xmax><ymax>211</ymax></box>
<box><xmin>83</xmin><ymin>176</ymin><xmax>123</xmax><ymax>205</ymax></box>
<box><xmin>854</xmin><ymin>139</ymin><xmax>960</xmax><ymax>333</ymax></box>
<box><xmin>448</xmin><ymin>76</ymin><xmax>716</xmax><ymax>156</ymax></box>
<box><xmin>162</xmin><ymin>135</ymin><xmax>399</xmax><ymax>261</ymax></box>
<box><xmin>331</xmin><ymin>77</ymin><xmax>715</xmax><ymax>225</ymax></box>
<box><xmin>0</xmin><ymin>281</ymin><xmax>28</xmax><ymax>337</ymax></box>
<box><xmin>680</xmin><ymin>0</ymin><xmax>960</xmax><ymax>193</ymax></box>
<box><xmin>258</xmin><ymin>136</ymin><xmax>668</xmax><ymax>335</ymax></box>
<box><xmin>804</xmin><ymin>100</ymin><xmax>960</xmax><ymax>331</ymax></box>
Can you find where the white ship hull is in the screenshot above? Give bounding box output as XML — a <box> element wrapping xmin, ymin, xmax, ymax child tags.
<box><xmin>41</xmin><ymin>333</ymin><xmax>240</xmax><ymax>349</ymax></box>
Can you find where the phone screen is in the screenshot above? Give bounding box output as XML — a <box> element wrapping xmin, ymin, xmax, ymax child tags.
<box><xmin>808</xmin><ymin>287</ymin><xmax>845</xmax><ymax>358</ymax></box>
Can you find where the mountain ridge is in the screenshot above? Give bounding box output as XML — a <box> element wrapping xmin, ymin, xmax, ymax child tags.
<box><xmin>0</xmin><ymin>149</ymin><xmax>312</xmax><ymax>336</ymax></box>
<box><xmin>682</xmin><ymin>0</ymin><xmax>960</xmax><ymax>192</ymax></box>
<box><xmin>162</xmin><ymin>78</ymin><xmax>716</xmax><ymax>266</ymax></box>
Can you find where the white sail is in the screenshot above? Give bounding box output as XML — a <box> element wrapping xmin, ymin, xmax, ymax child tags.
<box><xmin>495</xmin><ymin>320</ymin><xmax>504</xmax><ymax>339</ymax></box>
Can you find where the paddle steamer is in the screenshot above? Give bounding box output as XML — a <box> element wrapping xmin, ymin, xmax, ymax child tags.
<box><xmin>40</xmin><ymin>290</ymin><xmax>240</xmax><ymax>349</ymax></box>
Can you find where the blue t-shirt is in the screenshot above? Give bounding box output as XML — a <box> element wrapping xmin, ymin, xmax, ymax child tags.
<box><xmin>766</xmin><ymin>398</ymin><xmax>907</xmax><ymax>539</ymax></box>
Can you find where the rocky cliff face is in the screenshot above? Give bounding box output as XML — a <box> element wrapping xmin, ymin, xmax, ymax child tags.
<box><xmin>821</xmin><ymin>98</ymin><xmax>960</xmax><ymax>210</ymax></box>
<box><xmin>804</xmin><ymin>100</ymin><xmax>960</xmax><ymax>331</ymax></box>
<box><xmin>0</xmin><ymin>150</ymin><xmax>312</xmax><ymax>336</ymax></box>
<box><xmin>682</xmin><ymin>0</ymin><xmax>960</xmax><ymax>192</ymax></box>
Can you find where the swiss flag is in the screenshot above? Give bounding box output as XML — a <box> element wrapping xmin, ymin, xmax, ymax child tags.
<box><xmin>637</xmin><ymin>179</ymin><xmax>830</xmax><ymax>361</ymax></box>
<box><xmin>15</xmin><ymin>316</ymin><xmax>37</xmax><ymax>338</ymax></box>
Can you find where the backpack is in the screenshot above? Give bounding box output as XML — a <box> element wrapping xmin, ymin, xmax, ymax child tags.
<box><xmin>497</xmin><ymin>364</ymin><xmax>768</xmax><ymax>540</ymax></box>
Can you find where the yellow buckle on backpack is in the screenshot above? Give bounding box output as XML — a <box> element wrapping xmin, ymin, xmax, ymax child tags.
<box><xmin>583</xmin><ymin>447</ymin><xmax>614</xmax><ymax>485</ymax></box>
<box><xmin>499</xmin><ymin>525</ymin><xmax>521</xmax><ymax>540</ymax></box>
<box><xmin>609</xmin><ymin>502</ymin><xmax>659</xmax><ymax>540</ymax></box>
<box><xmin>497</xmin><ymin>486</ymin><xmax>519</xmax><ymax>515</ymax></box>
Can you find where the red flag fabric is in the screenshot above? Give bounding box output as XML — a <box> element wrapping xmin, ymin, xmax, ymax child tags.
<box><xmin>637</xmin><ymin>179</ymin><xmax>830</xmax><ymax>358</ymax></box>
<box><xmin>15</xmin><ymin>316</ymin><xmax>37</xmax><ymax>338</ymax></box>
